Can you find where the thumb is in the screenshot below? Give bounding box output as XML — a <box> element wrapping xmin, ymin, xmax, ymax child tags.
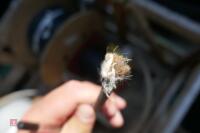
<box><xmin>61</xmin><ymin>104</ymin><xmax>96</xmax><ymax>133</ymax></box>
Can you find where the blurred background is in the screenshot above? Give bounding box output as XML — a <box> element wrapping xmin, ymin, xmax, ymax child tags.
<box><xmin>0</xmin><ymin>0</ymin><xmax>200</xmax><ymax>133</ymax></box>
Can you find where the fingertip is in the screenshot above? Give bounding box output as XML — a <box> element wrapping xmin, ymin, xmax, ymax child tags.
<box><xmin>103</xmin><ymin>101</ymin><xmax>117</xmax><ymax>118</ymax></box>
<box><xmin>109</xmin><ymin>111</ymin><xmax>124</xmax><ymax>128</ymax></box>
<box><xmin>116</xmin><ymin>96</ymin><xmax>127</xmax><ymax>109</ymax></box>
<box><xmin>110</xmin><ymin>94</ymin><xmax>127</xmax><ymax>110</ymax></box>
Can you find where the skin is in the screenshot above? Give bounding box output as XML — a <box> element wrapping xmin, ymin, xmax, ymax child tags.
<box><xmin>18</xmin><ymin>80</ymin><xmax>127</xmax><ymax>133</ymax></box>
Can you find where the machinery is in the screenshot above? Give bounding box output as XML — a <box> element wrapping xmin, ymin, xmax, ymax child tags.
<box><xmin>0</xmin><ymin>0</ymin><xmax>200</xmax><ymax>133</ymax></box>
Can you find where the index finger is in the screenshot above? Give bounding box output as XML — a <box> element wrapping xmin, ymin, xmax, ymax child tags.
<box><xmin>21</xmin><ymin>80</ymin><xmax>125</xmax><ymax>126</ymax></box>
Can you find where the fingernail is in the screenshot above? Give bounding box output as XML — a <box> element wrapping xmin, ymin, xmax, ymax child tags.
<box><xmin>77</xmin><ymin>104</ymin><xmax>95</xmax><ymax>123</ymax></box>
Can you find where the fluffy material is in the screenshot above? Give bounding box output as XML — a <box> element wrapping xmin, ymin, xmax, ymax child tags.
<box><xmin>100</xmin><ymin>52</ymin><xmax>131</xmax><ymax>96</ymax></box>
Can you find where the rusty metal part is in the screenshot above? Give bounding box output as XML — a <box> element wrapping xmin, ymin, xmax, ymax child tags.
<box><xmin>40</xmin><ymin>11</ymin><xmax>104</xmax><ymax>87</ymax></box>
<box><xmin>0</xmin><ymin>0</ymin><xmax>71</xmax><ymax>66</ymax></box>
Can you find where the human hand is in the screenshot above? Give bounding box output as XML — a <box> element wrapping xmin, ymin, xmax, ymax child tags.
<box><xmin>18</xmin><ymin>80</ymin><xmax>127</xmax><ymax>133</ymax></box>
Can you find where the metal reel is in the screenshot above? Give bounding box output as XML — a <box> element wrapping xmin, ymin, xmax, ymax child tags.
<box><xmin>40</xmin><ymin>11</ymin><xmax>104</xmax><ymax>87</ymax></box>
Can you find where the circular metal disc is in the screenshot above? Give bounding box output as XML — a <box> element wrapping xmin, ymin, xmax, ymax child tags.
<box><xmin>40</xmin><ymin>11</ymin><xmax>104</xmax><ymax>86</ymax></box>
